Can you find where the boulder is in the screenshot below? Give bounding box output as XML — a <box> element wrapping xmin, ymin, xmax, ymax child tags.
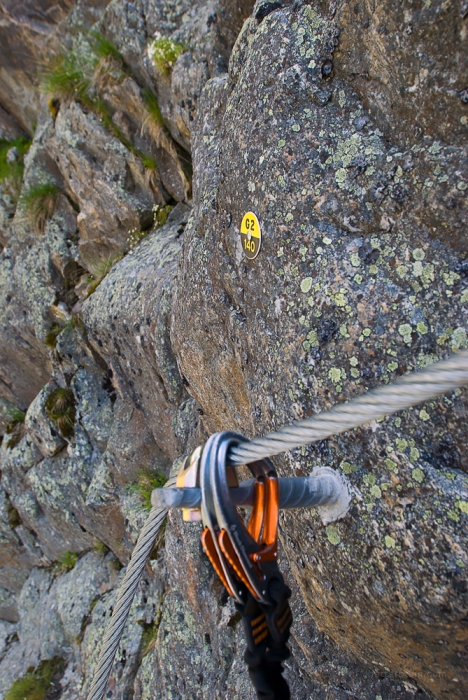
<box><xmin>83</xmin><ymin>203</ymin><xmax>191</xmax><ymax>462</ymax></box>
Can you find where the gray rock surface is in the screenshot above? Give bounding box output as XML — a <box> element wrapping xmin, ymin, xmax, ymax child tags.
<box><xmin>0</xmin><ymin>1</ymin><xmax>467</xmax><ymax>699</ymax></box>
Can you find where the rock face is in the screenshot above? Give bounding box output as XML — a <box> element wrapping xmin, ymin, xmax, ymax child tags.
<box><xmin>0</xmin><ymin>1</ymin><xmax>467</xmax><ymax>699</ymax></box>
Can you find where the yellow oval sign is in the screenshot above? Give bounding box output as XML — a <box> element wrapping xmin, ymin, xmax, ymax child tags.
<box><xmin>240</xmin><ymin>212</ymin><xmax>261</xmax><ymax>260</ymax></box>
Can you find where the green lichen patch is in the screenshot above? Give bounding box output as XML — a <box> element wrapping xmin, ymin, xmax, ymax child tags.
<box><xmin>5</xmin><ymin>657</ymin><xmax>65</xmax><ymax>700</ymax></box>
<box><xmin>326</xmin><ymin>525</ymin><xmax>341</xmax><ymax>545</ymax></box>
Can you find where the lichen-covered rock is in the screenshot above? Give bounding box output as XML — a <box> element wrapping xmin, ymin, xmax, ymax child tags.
<box><xmin>25</xmin><ymin>383</ymin><xmax>67</xmax><ymax>458</ymax></box>
<box><xmin>83</xmin><ymin>203</ymin><xmax>191</xmax><ymax>461</ymax></box>
<box><xmin>0</xmin><ymin>185</ymin><xmax>79</xmax><ymax>409</ymax></box>
<box><xmin>171</xmin><ymin>2</ymin><xmax>468</xmax><ymax>698</ymax></box>
<box><xmin>45</xmin><ymin>102</ymin><xmax>160</xmax><ymax>269</ymax></box>
<box><xmin>0</xmin><ymin>550</ymin><xmax>160</xmax><ymax>700</ymax></box>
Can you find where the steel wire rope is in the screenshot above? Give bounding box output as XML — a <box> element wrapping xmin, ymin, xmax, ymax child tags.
<box><xmin>229</xmin><ymin>349</ymin><xmax>468</xmax><ymax>465</ymax></box>
<box><xmin>86</xmin><ymin>477</ymin><xmax>175</xmax><ymax>700</ymax></box>
<box><xmin>87</xmin><ymin>349</ymin><xmax>468</xmax><ymax>700</ymax></box>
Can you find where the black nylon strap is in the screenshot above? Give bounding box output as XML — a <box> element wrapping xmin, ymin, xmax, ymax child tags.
<box><xmin>236</xmin><ymin>578</ymin><xmax>292</xmax><ymax>700</ymax></box>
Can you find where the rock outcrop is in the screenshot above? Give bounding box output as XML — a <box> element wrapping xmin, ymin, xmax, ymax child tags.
<box><xmin>0</xmin><ymin>1</ymin><xmax>466</xmax><ymax>699</ymax></box>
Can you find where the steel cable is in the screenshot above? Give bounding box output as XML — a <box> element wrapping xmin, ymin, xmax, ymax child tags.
<box><xmin>86</xmin><ymin>477</ymin><xmax>175</xmax><ymax>700</ymax></box>
<box><xmin>229</xmin><ymin>349</ymin><xmax>468</xmax><ymax>466</ymax></box>
<box><xmin>87</xmin><ymin>349</ymin><xmax>468</xmax><ymax>700</ymax></box>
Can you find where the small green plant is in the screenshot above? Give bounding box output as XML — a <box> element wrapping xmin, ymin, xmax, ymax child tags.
<box><xmin>0</xmin><ymin>136</ymin><xmax>31</xmax><ymax>201</ymax></box>
<box><xmin>45</xmin><ymin>323</ymin><xmax>64</xmax><ymax>349</ymax></box>
<box><xmin>143</xmin><ymin>89</ymin><xmax>165</xmax><ymax>128</ymax></box>
<box><xmin>142</xmin><ymin>153</ymin><xmax>158</xmax><ymax>170</ymax></box>
<box><xmin>7</xmin><ymin>503</ymin><xmax>21</xmax><ymax>529</ymax></box>
<box><xmin>5</xmin><ymin>657</ymin><xmax>65</xmax><ymax>700</ymax></box>
<box><xmin>63</xmin><ymin>314</ymin><xmax>85</xmax><ymax>333</ymax></box>
<box><xmin>20</xmin><ymin>182</ymin><xmax>61</xmax><ymax>232</ymax></box>
<box><xmin>130</xmin><ymin>469</ymin><xmax>168</xmax><ymax>511</ymax></box>
<box><xmin>140</xmin><ymin>592</ymin><xmax>166</xmax><ymax>655</ymax></box>
<box><xmin>94</xmin><ymin>539</ymin><xmax>109</xmax><ymax>555</ymax></box>
<box><xmin>6</xmin><ymin>406</ymin><xmax>26</xmax><ymax>423</ymax></box>
<box><xmin>153</xmin><ymin>204</ymin><xmax>173</xmax><ymax>228</ymax></box>
<box><xmin>86</xmin><ymin>252</ymin><xmax>123</xmax><ymax>295</ymax></box>
<box><xmin>42</xmin><ymin>50</ymin><xmax>92</xmax><ymax>102</ymax></box>
<box><xmin>44</xmin><ymin>388</ymin><xmax>76</xmax><ymax>437</ymax></box>
<box><xmin>151</xmin><ymin>37</ymin><xmax>186</xmax><ymax>73</ymax></box>
<box><xmin>127</xmin><ymin>228</ymin><xmax>149</xmax><ymax>250</ymax></box>
<box><xmin>56</xmin><ymin>551</ymin><xmax>78</xmax><ymax>573</ymax></box>
<box><xmin>5</xmin><ymin>407</ymin><xmax>26</xmax><ymax>450</ymax></box>
<box><xmin>89</xmin><ymin>31</ymin><xmax>123</xmax><ymax>63</ymax></box>
<box><xmin>110</xmin><ymin>556</ymin><xmax>123</xmax><ymax>571</ymax></box>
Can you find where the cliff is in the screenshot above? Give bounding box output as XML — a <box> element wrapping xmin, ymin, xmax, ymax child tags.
<box><xmin>0</xmin><ymin>1</ymin><xmax>467</xmax><ymax>699</ymax></box>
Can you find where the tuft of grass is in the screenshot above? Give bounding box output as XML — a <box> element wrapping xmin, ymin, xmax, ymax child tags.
<box><xmin>143</xmin><ymin>89</ymin><xmax>165</xmax><ymax>128</ymax></box>
<box><xmin>42</xmin><ymin>51</ymin><xmax>92</xmax><ymax>102</ymax></box>
<box><xmin>86</xmin><ymin>252</ymin><xmax>123</xmax><ymax>295</ymax></box>
<box><xmin>20</xmin><ymin>182</ymin><xmax>61</xmax><ymax>233</ymax></box>
<box><xmin>44</xmin><ymin>388</ymin><xmax>76</xmax><ymax>437</ymax></box>
<box><xmin>140</xmin><ymin>592</ymin><xmax>166</xmax><ymax>655</ymax></box>
<box><xmin>89</xmin><ymin>31</ymin><xmax>123</xmax><ymax>63</ymax></box>
<box><xmin>0</xmin><ymin>136</ymin><xmax>32</xmax><ymax>201</ymax></box>
<box><xmin>56</xmin><ymin>551</ymin><xmax>78</xmax><ymax>573</ymax></box>
<box><xmin>5</xmin><ymin>657</ymin><xmax>65</xmax><ymax>700</ymax></box>
<box><xmin>130</xmin><ymin>469</ymin><xmax>168</xmax><ymax>511</ymax></box>
<box><xmin>5</xmin><ymin>407</ymin><xmax>26</xmax><ymax>450</ymax></box>
<box><xmin>45</xmin><ymin>324</ymin><xmax>64</xmax><ymax>349</ymax></box>
<box><xmin>7</xmin><ymin>503</ymin><xmax>21</xmax><ymax>529</ymax></box>
<box><xmin>61</xmin><ymin>314</ymin><xmax>84</xmax><ymax>334</ymax></box>
<box><xmin>6</xmin><ymin>406</ymin><xmax>26</xmax><ymax>423</ymax></box>
<box><xmin>142</xmin><ymin>153</ymin><xmax>158</xmax><ymax>171</ymax></box>
<box><xmin>151</xmin><ymin>37</ymin><xmax>186</xmax><ymax>74</ymax></box>
<box><xmin>94</xmin><ymin>539</ymin><xmax>109</xmax><ymax>555</ymax></box>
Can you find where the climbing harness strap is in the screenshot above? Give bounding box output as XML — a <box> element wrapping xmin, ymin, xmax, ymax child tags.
<box><xmin>180</xmin><ymin>432</ymin><xmax>293</xmax><ymax>699</ymax></box>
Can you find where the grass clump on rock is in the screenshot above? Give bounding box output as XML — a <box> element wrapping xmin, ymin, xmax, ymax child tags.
<box><xmin>94</xmin><ymin>539</ymin><xmax>109</xmax><ymax>555</ymax></box>
<box><xmin>44</xmin><ymin>387</ymin><xmax>76</xmax><ymax>437</ymax></box>
<box><xmin>151</xmin><ymin>37</ymin><xmax>186</xmax><ymax>73</ymax></box>
<box><xmin>5</xmin><ymin>657</ymin><xmax>65</xmax><ymax>700</ymax></box>
<box><xmin>56</xmin><ymin>551</ymin><xmax>78</xmax><ymax>573</ymax></box>
<box><xmin>130</xmin><ymin>469</ymin><xmax>167</xmax><ymax>510</ymax></box>
<box><xmin>0</xmin><ymin>136</ymin><xmax>31</xmax><ymax>201</ymax></box>
<box><xmin>4</xmin><ymin>406</ymin><xmax>26</xmax><ymax>450</ymax></box>
<box><xmin>143</xmin><ymin>89</ymin><xmax>165</xmax><ymax>128</ymax></box>
<box><xmin>86</xmin><ymin>252</ymin><xmax>123</xmax><ymax>295</ymax></box>
<box><xmin>20</xmin><ymin>182</ymin><xmax>61</xmax><ymax>232</ymax></box>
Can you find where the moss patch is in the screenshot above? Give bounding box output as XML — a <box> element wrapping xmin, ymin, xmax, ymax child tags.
<box><xmin>5</xmin><ymin>657</ymin><xmax>65</xmax><ymax>700</ymax></box>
